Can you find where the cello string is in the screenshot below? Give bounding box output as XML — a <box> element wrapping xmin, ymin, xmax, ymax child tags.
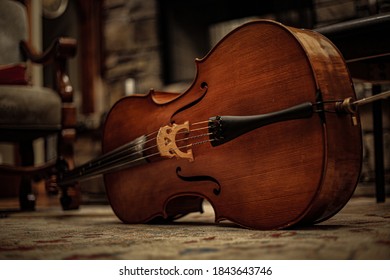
<box><xmin>93</xmin><ymin>124</ymin><xmax>211</xmax><ymax>170</ymax></box>
<box><xmin>64</xmin><ymin>135</ymin><xmax>157</xmax><ymax>178</ymax></box>
<box><xmin>60</xmin><ymin>135</ymin><xmax>215</xmax><ymax>185</ymax></box>
<box><xmin>61</xmin><ymin>144</ymin><xmax>155</xmax><ymax>183</ymax></box>
<box><xmin>61</xmin><ymin>124</ymin><xmax>212</xmax><ymax>183</ymax></box>
<box><xmin>69</xmin><ymin>129</ymin><xmax>213</xmax><ymax>181</ymax></box>
<box><xmin>82</xmin><ymin>130</ymin><xmax>212</xmax><ymax>178</ymax></box>
<box><xmin>83</xmin><ymin>130</ymin><xmax>159</xmax><ymax>168</ymax></box>
<box><xmin>93</xmin><ymin>125</ymin><xmax>164</xmax><ymax>164</ymax></box>
<box><xmin>91</xmin><ymin>137</ymin><xmax>215</xmax><ymax>177</ymax></box>
<box><xmin>67</xmin><ymin>122</ymin><xmax>210</xmax><ymax>178</ymax></box>
<box><xmin>192</xmin><ymin>120</ymin><xmax>211</xmax><ymax>126</ymax></box>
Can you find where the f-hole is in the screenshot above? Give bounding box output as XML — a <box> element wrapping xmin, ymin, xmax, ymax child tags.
<box><xmin>176</xmin><ymin>167</ymin><xmax>221</xmax><ymax>196</ymax></box>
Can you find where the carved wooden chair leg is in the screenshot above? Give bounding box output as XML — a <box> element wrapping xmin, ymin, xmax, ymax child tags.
<box><xmin>19</xmin><ymin>177</ymin><xmax>36</xmax><ymax>211</ymax></box>
<box><xmin>60</xmin><ymin>183</ymin><xmax>81</xmax><ymax>210</ymax></box>
<box><xmin>18</xmin><ymin>140</ymin><xmax>36</xmax><ymax>211</ymax></box>
<box><xmin>55</xmin><ymin>157</ymin><xmax>81</xmax><ymax>211</ymax></box>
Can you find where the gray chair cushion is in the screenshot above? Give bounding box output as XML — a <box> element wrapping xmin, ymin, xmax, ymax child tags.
<box><xmin>0</xmin><ymin>85</ymin><xmax>61</xmax><ymax>130</ymax></box>
<box><xmin>0</xmin><ymin>0</ymin><xmax>28</xmax><ymax>65</ymax></box>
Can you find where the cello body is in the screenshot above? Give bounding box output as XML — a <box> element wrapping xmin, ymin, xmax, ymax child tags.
<box><xmin>102</xmin><ymin>20</ymin><xmax>362</xmax><ymax>230</ymax></box>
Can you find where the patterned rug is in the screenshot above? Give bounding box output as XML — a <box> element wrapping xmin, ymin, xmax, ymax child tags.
<box><xmin>0</xmin><ymin>197</ymin><xmax>389</xmax><ymax>260</ymax></box>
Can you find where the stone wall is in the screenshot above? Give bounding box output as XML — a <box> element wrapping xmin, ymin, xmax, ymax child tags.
<box><xmin>103</xmin><ymin>0</ymin><xmax>162</xmax><ymax>108</ymax></box>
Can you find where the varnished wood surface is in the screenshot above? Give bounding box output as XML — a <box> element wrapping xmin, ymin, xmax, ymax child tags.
<box><xmin>102</xmin><ymin>20</ymin><xmax>362</xmax><ymax>229</ymax></box>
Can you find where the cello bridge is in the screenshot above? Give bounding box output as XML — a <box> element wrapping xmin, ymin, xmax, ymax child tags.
<box><xmin>156</xmin><ymin>121</ymin><xmax>194</xmax><ymax>162</ymax></box>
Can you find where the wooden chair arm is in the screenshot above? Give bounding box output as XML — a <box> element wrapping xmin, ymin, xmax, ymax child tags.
<box><xmin>0</xmin><ymin>160</ymin><xmax>56</xmax><ymax>176</ymax></box>
<box><xmin>20</xmin><ymin>37</ymin><xmax>77</xmax><ymax>102</ymax></box>
<box><xmin>19</xmin><ymin>37</ymin><xmax>77</xmax><ymax>65</ymax></box>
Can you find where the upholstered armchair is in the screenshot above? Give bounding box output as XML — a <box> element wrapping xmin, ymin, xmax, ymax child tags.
<box><xmin>0</xmin><ymin>0</ymin><xmax>80</xmax><ymax>210</ymax></box>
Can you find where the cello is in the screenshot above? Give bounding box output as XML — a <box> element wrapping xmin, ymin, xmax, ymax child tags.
<box><xmin>58</xmin><ymin>20</ymin><xmax>388</xmax><ymax>230</ymax></box>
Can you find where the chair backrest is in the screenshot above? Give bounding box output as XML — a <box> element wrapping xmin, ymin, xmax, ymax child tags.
<box><xmin>0</xmin><ymin>0</ymin><xmax>28</xmax><ymax>65</ymax></box>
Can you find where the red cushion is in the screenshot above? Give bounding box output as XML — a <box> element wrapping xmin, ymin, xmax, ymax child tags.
<box><xmin>0</xmin><ymin>64</ymin><xmax>28</xmax><ymax>85</ymax></box>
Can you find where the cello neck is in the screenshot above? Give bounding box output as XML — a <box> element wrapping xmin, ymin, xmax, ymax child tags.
<box><xmin>57</xmin><ymin>135</ymin><xmax>148</xmax><ymax>186</ymax></box>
